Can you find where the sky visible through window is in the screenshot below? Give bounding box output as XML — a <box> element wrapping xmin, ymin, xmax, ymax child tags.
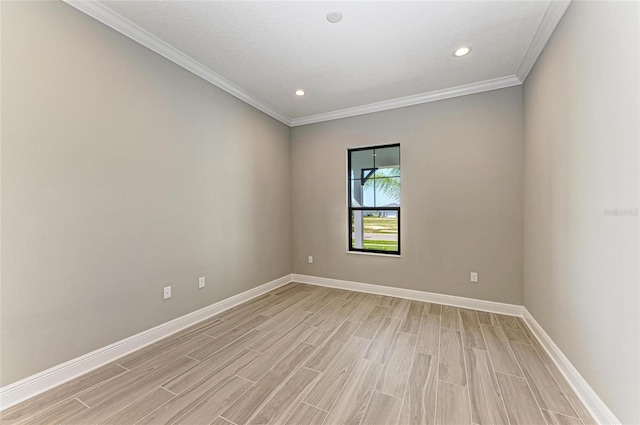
<box><xmin>350</xmin><ymin>167</ymin><xmax>400</xmax><ymax>207</ymax></box>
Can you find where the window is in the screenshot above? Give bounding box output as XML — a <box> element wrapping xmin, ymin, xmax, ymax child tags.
<box><xmin>348</xmin><ymin>144</ymin><xmax>400</xmax><ymax>255</ymax></box>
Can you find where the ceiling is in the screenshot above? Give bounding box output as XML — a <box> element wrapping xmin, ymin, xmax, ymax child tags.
<box><xmin>66</xmin><ymin>1</ymin><xmax>570</xmax><ymax>126</ymax></box>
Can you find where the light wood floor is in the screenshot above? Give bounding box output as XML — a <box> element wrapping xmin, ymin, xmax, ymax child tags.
<box><xmin>2</xmin><ymin>283</ymin><xmax>595</xmax><ymax>425</ymax></box>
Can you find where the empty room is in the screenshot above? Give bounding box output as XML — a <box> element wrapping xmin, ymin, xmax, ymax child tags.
<box><xmin>1</xmin><ymin>1</ymin><xmax>638</xmax><ymax>424</ymax></box>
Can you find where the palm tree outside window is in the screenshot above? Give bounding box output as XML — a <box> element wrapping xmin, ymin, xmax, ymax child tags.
<box><xmin>348</xmin><ymin>144</ymin><xmax>400</xmax><ymax>255</ymax></box>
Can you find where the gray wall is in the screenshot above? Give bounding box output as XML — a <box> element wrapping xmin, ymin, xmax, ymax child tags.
<box><xmin>3</xmin><ymin>2</ymin><xmax>638</xmax><ymax>421</ymax></box>
<box><xmin>0</xmin><ymin>1</ymin><xmax>291</xmax><ymax>386</ymax></box>
<box><xmin>291</xmin><ymin>87</ymin><xmax>524</xmax><ymax>305</ymax></box>
<box><xmin>523</xmin><ymin>2</ymin><xmax>639</xmax><ymax>423</ymax></box>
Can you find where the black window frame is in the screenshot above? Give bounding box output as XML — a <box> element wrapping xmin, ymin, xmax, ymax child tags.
<box><xmin>347</xmin><ymin>143</ymin><xmax>401</xmax><ymax>256</ymax></box>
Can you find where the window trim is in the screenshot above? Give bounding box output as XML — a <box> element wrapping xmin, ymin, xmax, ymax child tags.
<box><xmin>347</xmin><ymin>143</ymin><xmax>401</xmax><ymax>256</ymax></box>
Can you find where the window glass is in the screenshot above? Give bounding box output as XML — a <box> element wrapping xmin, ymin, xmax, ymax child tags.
<box><xmin>348</xmin><ymin>144</ymin><xmax>400</xmax><ymax>255</ymax></box>
<box><xmin>350</xmin><ymin>211</ymin><xmax>399</xmax><ymax>252</ymax></box>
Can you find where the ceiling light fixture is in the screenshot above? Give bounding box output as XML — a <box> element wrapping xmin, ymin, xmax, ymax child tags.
<box><xmin>295</xmin><ymin>89</ymin><xmax>306</xmax><ymax>96</ymax></box>
<box><xmin>453</xmin><ymin>46</ymin><xmax>472</xmax><ymax>57</ymax></box>
<box><xmin>326</xmin><ymin>11</ymin><xmax>343</xmax><ymax>23</ymax></box>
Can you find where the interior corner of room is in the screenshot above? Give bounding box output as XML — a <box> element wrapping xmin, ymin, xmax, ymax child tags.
<box><xmin>0</xmin><ymin>1</ymin><xmax>638</xmax><ymax>424</ymax></box>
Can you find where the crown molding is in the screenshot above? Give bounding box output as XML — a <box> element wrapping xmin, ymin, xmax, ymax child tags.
<box><xmin>290</xmin><ymin>75</ymin><xmax>522</xmax><ymax>127</ymax></box>
<box><xmin>63</xmin><ymin>0</ymin><xmax>292</xmax><ymax>126</ymax></box>
<box><xmin>64</xmin><ymin>1</ymin><xmax>562</xmax><ymax>128</ymax></box>
<box><xmin>516</xmin><ymin>0</ymin><xmax>572</xmax><ymax>82</ymax></box>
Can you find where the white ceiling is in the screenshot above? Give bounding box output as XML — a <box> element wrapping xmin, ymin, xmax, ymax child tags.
<box><xmin>68</xmin><ymin>1</ymin><xmax>570</xmax><ymax>126</ymax></box>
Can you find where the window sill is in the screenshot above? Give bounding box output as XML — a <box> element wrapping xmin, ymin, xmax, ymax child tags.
<box><xmin>346</xmin><ymin>251</ymin><xmax>402</xmax><ymax>258</ymax></box>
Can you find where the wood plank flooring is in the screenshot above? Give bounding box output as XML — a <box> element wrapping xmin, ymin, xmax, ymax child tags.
<box><xmin>1</xmin><ymin>283</ymin><xmax>596</xmax><ymax>425</ymax></box>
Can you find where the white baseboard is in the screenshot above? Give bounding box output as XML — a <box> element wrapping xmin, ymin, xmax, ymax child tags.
<box><xmin>2</xmin><ymin>272</ymin><xmax>618</xmax><ymax>425</ymax></box>
<box><xmin>294</xmin><ymin>273</ymin><xmax>618</xmax><ymax>425</ymax></box>
<box><xmin>0</xmin><ymin>274</ymin><xmax>292</xmax><ymax>411</ymax></box>
<box><xmin>522</xmin><ymin>309</ymin><xmax>621</xmax><ymax>425</ymax></box>
<box><xmin>292</xmin><ymin>273</ymin><xmax>524</xmax><ymax>316</ymax></box>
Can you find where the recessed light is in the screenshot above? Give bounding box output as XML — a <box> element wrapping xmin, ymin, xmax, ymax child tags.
<box><xmin>454</xmin><ymin>46</ymin><xmax>472</xmax><ymax>57</ymax></box>
<box><xmin>326</xmin><ymin>11</ymin><xmax>342</xmax><ymax>23</ymax></box>
<box><xmin>295</xmin><ymin>89</ymin><xmax>305</xmax><ymax>96</ymax></box>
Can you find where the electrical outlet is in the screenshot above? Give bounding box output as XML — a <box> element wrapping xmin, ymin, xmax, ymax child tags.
<box><xmin>198</xmin><ymin>276</ymin><xmax>205</xmax><ymax>289</ymax></box>
<box><xmin>470</xmin><ymin>272</ymin><xmax>478</xmax><ymax>283</ymax></box>
<box><xmin>308</xmin><ymin>256</ymin><xmax>314</xmax><ymax>264</ymax></box>
<box><xmin>163</xmin><ymin>286</ymin><xmax>172</xmax><ymax>299</ymax></box>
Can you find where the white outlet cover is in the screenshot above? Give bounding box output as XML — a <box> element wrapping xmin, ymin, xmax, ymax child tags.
<box><xmin>163</xmin><ymin>286</ymin><xmax>172</xmax><ymax>299</ymax></box>
<box><xmin>198</xmin><ymin>277</ymin><xmax>205</xmax><ymax>289</ymax></box>
<box><xmin>470</xmin><ymin>272</ymin><xmax>478</xmax><ymax>283</ymax></box>
<box><xmin>308</xmin><ymin>256</ymin><xmax>313</xmax><ymax>264</ymax></box>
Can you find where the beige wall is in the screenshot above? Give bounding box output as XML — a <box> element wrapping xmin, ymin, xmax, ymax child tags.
<box><xmin>3</xmin><ymin>2</ymin><xmax>638</xmax><ymax>421</ymax></box>
<box><xmin>291</xmin><ymin>87</ymin><xmax>524</xmax><ymax>305</ymax></box>
<box><xmin>0</xmin><ymin>1</ymin><xmax>291</xmax><ymax>386</ymax></box>
<box><xmin>523</xmin><ymin>2</ymin><xmax>639</xmax><ymax>423</ymax></box>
